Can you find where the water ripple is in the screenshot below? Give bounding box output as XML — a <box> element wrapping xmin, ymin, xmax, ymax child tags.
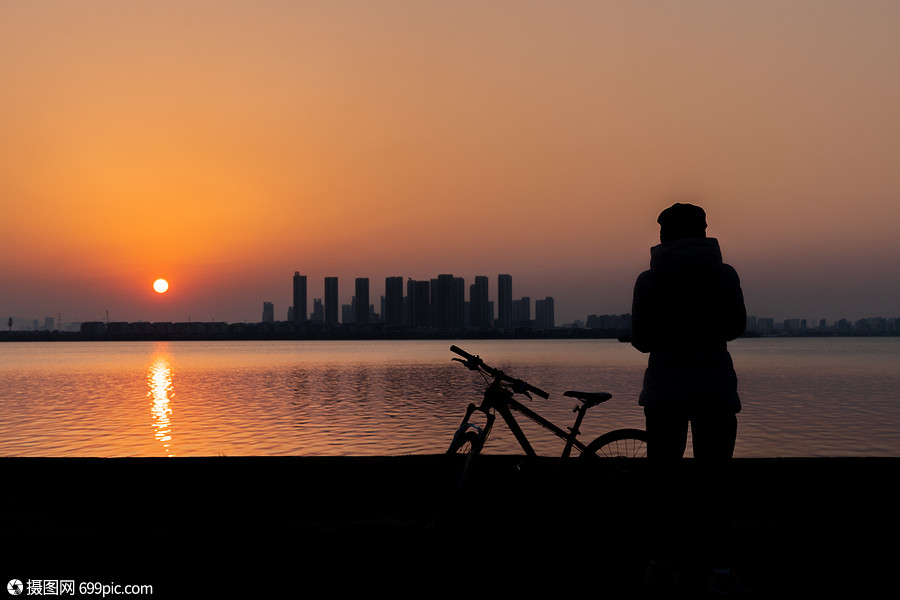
<box><xmin>1</xmin><ymin>338</ymin><xmax>898</xmax><ymax>457</ymax></box>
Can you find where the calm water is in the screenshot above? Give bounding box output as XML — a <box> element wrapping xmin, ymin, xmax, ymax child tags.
<box><xmin>1</xmin><ymin>338</ymin><xmax>898</xmax><ymax>458</ymax></box>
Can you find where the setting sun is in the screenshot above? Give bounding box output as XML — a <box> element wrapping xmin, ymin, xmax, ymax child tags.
<box><xmin>153</xmin><ymin>279</ymin><xmax>169</xmax><ymax>294</ymax></box>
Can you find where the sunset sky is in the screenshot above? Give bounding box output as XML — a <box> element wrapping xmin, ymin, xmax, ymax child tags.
<box><xmin>2</xmin><ymin>1</ymin><xmax>898</xmax><ymax>327</ymax></box>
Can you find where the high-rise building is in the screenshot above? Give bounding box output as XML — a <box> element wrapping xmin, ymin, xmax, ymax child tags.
<box><xmin>354</xmin><ymin>278</ymin><xmax>370</xmax><ymax>324</ymax></box>
<box><xmin>311</xmin><ymin>299</ymin><xmax>324</xmax><ymax>323</ymax></box>
<box><xmin>498</xmin><ymin>274</ymin><xmax>512</xmax><ymax>329</ymax></box>
<box><xmin>535</xmin><ymin>297</ymin><xmax>554</xmax><ymax>330</ymax></box>
<box><xmin>406</xmin><ymin>279</ymin><xmax>430</xmax><ymax>328</ymax></box>
<box><xmin>324</xmin><ymin>277</ymin><xmax>339</xmax><ymax>325</ymax></box>
<box><xmin>469</xmin><ymin>276</ymin><xmax>491</xmax><ymax>329</ymax></box>
<box><xmin>292</xmin><ymin>272</ymin><xmax>307</xmax><ymax>323</ymax></box>
<box><xmin>262</xmin><ymin>302</ymin><xmax>274</xmax><ymax>323</ymax></box>
<box><xmin>431</xmin><ymin>274</ymin><xmax>465</xmax><ymax>328</ymax></box>
<box><xmin>384</xmin><ymin>276</ymin><xmax>404</xmax><ymax>326</ymax></box>
<box><xmin>513</xmin><ymin>297</ymin><xmax>531</xmax><ymax>326</ymax></box>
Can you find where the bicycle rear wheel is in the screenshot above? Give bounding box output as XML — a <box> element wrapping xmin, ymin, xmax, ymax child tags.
<box><xmin>581</xmin><ymin>428</ymin><xmax>648</xmax><ymax>459</ymax></box>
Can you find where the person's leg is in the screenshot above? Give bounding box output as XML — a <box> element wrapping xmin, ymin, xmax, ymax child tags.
<box><xmin>643</xmin><ymin>404</ymin><xmax>689</xmax><ymax>569</ymax></box>
<box><xmin>645</xmin><ymin>403</ymin><xmax>690</xmax><ymax>464</ymax></box>
<box><xmin>690</xmin><ymin>409</ymin><xmax>737</xmax><ymax>464</ymax></box>
<box><xmin>690</xmin><ymin>409</ymin><xmax>742</xmax><ymax>588</ymax></box>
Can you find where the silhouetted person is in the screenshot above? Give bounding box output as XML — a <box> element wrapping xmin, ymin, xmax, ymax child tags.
<box><xmin>631</xmin><ymin>203</ymin><xmax>748</xmax><ymax>594</ymax></box>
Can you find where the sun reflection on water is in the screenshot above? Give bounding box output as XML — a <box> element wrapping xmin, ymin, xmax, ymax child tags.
<box><xmin>148</xmin><ymin>352</ymin><xmax>175</xmax><ymax>456</ymax></box>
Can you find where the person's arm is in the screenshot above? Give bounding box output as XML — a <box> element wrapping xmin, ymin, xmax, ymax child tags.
<box><xmin>722</xmin><ymin>265</ymin><xmax>747</xmax><ymax>341</ymax></box>
<box><xmin>630</xmin><ymin>271</ymin><xmax>655</xmax><ymax>353</ymax></box>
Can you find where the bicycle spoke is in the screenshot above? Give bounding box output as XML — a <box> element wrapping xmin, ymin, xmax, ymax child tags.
<box><xmin>583</xmin><ymin>429</ymin><xmax>648</xmax><ymax>460</ymax></box>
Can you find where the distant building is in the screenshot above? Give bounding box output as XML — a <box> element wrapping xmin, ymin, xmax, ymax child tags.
<box><xmin>431</xmin><ymin>274</ymin><xmax>465</xmax><ymax>328</ymax></box>
<box><xmin>535</xmin><ymin>297</ymin><xmax>554</xmax><ymax>330</ymax></box>
<box><xmin>585</xmin><ymin>314</ymin><xmax>631</xmax><ymax>330</ymax></box>
<box><xmin>469</xmin><ymin>276</ymin><xmax>491</xmax><ymax>329</ymax></box>
<box><xmin>311</xmin><ymin>299</ymin><xmax>324</xmax><ymax>323</ymax></box>
<box><xmin>406</xmin><ymin>279</ymin><xmax>430</xmax><ymax>328</ymax></box>
<box><xmin>512</xmin><ymin>297</ymin><xmax>531</xmax><ymax>327</ymax></box>
<box><xmin>80</xmin><ymin>321</ymin><xmax>106</xmax><ymax>337</ymax></box>
<box><xmin>784</xmin><ymin>318</ymin><xmax>802</xmax><ymax>331</ymax></box>
<box><xmin>757</xmin><ymin>317</ymin><xmax>775</xmax><ymax>332</ymax></box>
<box><xmin>746</xmin><ymin>315</ymin><xmax>758</xmax><ymax>333</ymax></box>
<box><xmin>262</xmin><ymin>302</ymin><xmax>274</xmax><ymax>323</ymax></box>
<box><xmin>498</xmin><ymin>274</ymin><xmax>512</xmax><ymax>329</ymax></box>
<box><xmin>354</xmin><ymin>278</ymin><xmax>370</xmax><ymax>324</ymax></box>
<box><xmin>384</xmin><ymin>276</ymin><xmax>404</xmax><ymax>326</ymax></box>
<box><xmin>324</xmin><ymin>277</ymin><xmax>339</xmax><ymax>325</ymax></box>
<box><xmin>293</xmin><ymin>272</ymin><xmax>307</xmax><ymax>323</ymax></box>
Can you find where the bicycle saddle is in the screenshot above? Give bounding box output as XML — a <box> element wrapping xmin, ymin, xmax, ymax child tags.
<box><xmin>563</xmin><ymin>390</ymin><xmax>612</xmax><ymax>406</ymax></box>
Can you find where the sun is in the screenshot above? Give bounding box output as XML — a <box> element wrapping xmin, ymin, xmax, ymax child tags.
<box><xmin>153</xmin><ymin>279</ymin><xmax>169</xmax><ymax>294</ymax></box>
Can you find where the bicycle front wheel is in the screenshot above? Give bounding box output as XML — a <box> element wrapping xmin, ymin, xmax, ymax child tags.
<box><xmin>447</xmin><ymin>429</ymin><xmax>483</xmax><ymax>488</ymax></box>
<box><xmin>581</xmin><ymin>428</ymin><xmax>648</xmax><ymax>459</ymax></box>
<box><xmin>447</xmin><ymin>429</ymin><xmax>482</xmax><ymax>456</ymax></box>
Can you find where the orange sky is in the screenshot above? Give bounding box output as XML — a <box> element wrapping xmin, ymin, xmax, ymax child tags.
<box><xmin>2</xmin><ymin>1</ymin><xmax>899</xmax><ymax>326</ymax></box>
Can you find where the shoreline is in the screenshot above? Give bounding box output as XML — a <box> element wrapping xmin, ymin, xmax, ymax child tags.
<box><xmin>3</xmin><ymin>455</ymin><xmax>896</xmax><ymax>595</ymax></box>
<box><xmin>4</xmin><ymin>327</ymin><xmax>899</xmax><ymax>342</ymax></box>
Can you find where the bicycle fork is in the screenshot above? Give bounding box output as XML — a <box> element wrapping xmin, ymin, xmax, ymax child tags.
<box><xmin>451</xmin><ymin>401</ymin><xmax>496</xmax><ymax>450</ymax></box>
<box><xmin>451</xmin><ymin>379</ymin><xmax>515</xmax><ymax>452</ymax></box>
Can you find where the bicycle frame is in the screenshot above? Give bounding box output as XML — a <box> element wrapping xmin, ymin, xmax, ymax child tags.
<box><xmin>447</xmin><ymin>346</ymin><xmax>647</xmax><ymax>486</ymax></box>
<box><xmin>453</xmin><ymin>370</ymin><xmax>595</xmax><ymax>461</ymax></box>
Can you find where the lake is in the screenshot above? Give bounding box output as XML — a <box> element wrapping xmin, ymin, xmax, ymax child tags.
<box><xmin>1</xmin><ymin>337</ymin><xmax>897</xmax><ymax>458</ymax></box>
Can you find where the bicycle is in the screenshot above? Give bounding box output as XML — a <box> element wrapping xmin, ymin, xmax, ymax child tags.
<box><xmin>445</xmin><ymin>345</ymin><xmax>647</xmax><ymax>483</ymax></box>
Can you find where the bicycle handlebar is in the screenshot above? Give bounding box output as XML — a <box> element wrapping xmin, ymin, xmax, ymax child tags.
<box><xmin>450</xmin><ymin>345</ymin><xmax>550</xmax><ymax>399</ymax></box>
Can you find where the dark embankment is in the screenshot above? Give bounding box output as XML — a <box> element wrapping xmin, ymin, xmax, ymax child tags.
<box><xmin>3</xmin><ymin>456</ymin><xmax>896</xmax><ymax>596</ymax></box>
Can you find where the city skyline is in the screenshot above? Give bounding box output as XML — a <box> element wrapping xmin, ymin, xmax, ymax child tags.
<box><xmin>7</xmin><ymin>267</ymin><xmax>895</xmax><ymax>334</ymax></box>
<box><xmin>265</xmin><ymin>271</ymin><xmax>894</xmax><ymax>332</ymax></box>
<box><xmin>2</xmin><ymin>2</ymin><xmax>899</xmax><ymax>328</ymax></box>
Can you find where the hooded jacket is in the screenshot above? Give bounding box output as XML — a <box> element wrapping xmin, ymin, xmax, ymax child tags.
<box><xmin>631</xmin><ymin>237</ymin><xmax>746</xmax><ymax>411</ymax></box>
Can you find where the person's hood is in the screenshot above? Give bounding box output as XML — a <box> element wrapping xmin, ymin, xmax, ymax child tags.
<box><xmin>649</xmin><ymin>237</ymin><xmax>723</xmax><ymax>271</ymax></box>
